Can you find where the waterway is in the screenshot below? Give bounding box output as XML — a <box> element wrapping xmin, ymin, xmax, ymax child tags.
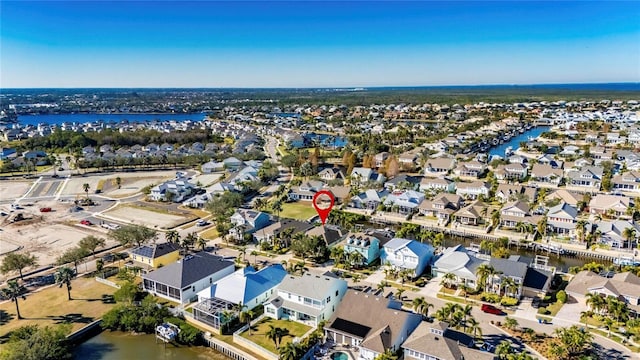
<box><xmin>73</xmin><ymin>331</ymin><xmax>229</xmax><ymax>360</ymax></box>
<box><xmin>488</xmin><ymin>126</ymin><xmax>550</xmax><ymax>158</ymax></box>
<box><xmin>17</xmin><ymin>113</ymin><xmax>207</xmax><ymax>126</ymax></box>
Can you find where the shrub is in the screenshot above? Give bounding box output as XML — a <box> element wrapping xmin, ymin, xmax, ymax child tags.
<box><xmin>556</xmin><ymin>290</ymin><xmax>567</xmax><ymax>304</ymax></box>
<box><xmin>501</xmin><ymin>296</ymin><xmax>519</xmax><ymax>307</ymax></box>
<box><xmin>481</xmin><ymin>292</ymin><xmax>501</xmax><ymax>303</ymax></box>
<box><xmin>415</xmin><ymin>278</ymin><xmax>426</xmax><ymax>287</ymax></box>
<box><xmin>537</xmin><ymin>307</ymin><xmax>550</xmax><ymax>315</ymax></box>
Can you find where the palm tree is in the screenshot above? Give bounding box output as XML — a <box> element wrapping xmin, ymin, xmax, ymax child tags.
<box><xmin>466</xmin><ymin>317</ymin><xmax>482</xmax><ymax>338</ymax></box>
<box><xmin>412</xmin><ymin>296</ymin><xmax>434</xmax><ymax>319</ymax></box>
<box><xmin>82</xmin><ymin>183</ymin><xmax>90</xmax><ymax>199</ymax></box>
<box><xmin>501</xmin><ymin>277</ymin><xmax>517</xmax><ymax>298</ymax></box>
<box><xmin>278</xmin><ymin>341</ymin><xmax>301</xmax><ymax>360</ymax></box>
<box><xmin>55</xmin><ymin>266</ymin><xmax>75</xmax><ymax>300</ymax></box>
<box><xmin>440</xmin><ymin>272</ymin><xmax>457</xmax><ymax>289</ymax></box>
<box><xmin>250</xmin><ymin>250</ymin><xmax>259</xmax><ymax>265</ymax></box>
<box><xmin>475</xmin><ymin>264</ymin><xmax>495</xmax><ymax>293</ymax></box>
<box><xmin>166</xmin><ymin>230</ymin><xmax>180</xmax><ymax>244</ymax></box>
<box><xmin>239</xmin><ymin>308</ymin><xmax>254</xmax><ymax>335</ymax></box>
<box><xmin>504</xmin><ymin>316</ymin><xmax>519</xmax><ymax>331</ymax></box>
<box><xmin>603</xmin><ymin>317</ymin><xmax>615</xmax><ymax>337</ymax></box>
<box><xmin>624</xmin><ymin>227</ymin><xmax>637</xmax><ymax>248</ymax></box>
<box><xmin>461</xmin><ymin>304</ymin><xmax>473</xmax><ymax>331</ymax></box>
<box><xmin>276</xmin><ymin>327</ymin><xmax>290</xmax><ymax>349</ymax></box>
<box><xmin>2</xmin><ymin>280</ymin><xmax>26</xmax><ymax>319</ymax></box>
<box><xmin>196</xmin><ymin>236</ymin><xmax>207</xmax><ymax>251</ymax></box>
<box><xmin>576</xmin><ymin>220</ymin><xmax>588</xmax><ymax>242</ymax></box>
<box><xmin>495</xmin><ymin>340</ymin><xmax>512</xmax><ymax>359</ymax></box>
<box><xmin>377</xmin><ymin>281</ymin><xmax>388</xmax><ymax>293</ymax></box>
<box><xmin>491</xmin><ymin>209</ymin><xmax>501</xmax><ymax>228</ymax></box>
<box><xmin>266</xmin><ymin>325</ymin><xmax>279</xmax><ymax>348</ymax></box>
<box><xmin>585</xmin><ymin>292</ymin><xmax>605</xmax><ymax>314</ymax></box>
<box><xmin>395</xmin><ymin>288</ymin><xmax>405</xmax><ymax>301</ymax></box>
<box><xmin>239</xmin><ymin>246</ymin><xmax>247</xmax><ymax>262</ymax></box>
<box><xmin>580</xmin><ymin>310</ymin><xmax>594</xmax><ymax>328</ymax></box>
<box><xmin>272</xmin><ymin>200</ymin><xmax>283</xmax><ymax>219</ymax></box>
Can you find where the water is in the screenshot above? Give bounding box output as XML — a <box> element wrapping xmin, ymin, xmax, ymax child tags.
<box><xmin>305</xmin><ymin>132</ymin><xmax>348</xmax><ymax>147</ymax></box>
<box><xmin>73</xmin><ymin>331</ymin><xmax>229</xmax><ymax>360</ymax></box>
<box><xmin>17</xmin><ymin>113</ymin><xmax>206</xmax><ymax>126</ymax></box>
<box><xmin>489</xmin><ymin>126</ymin><xmax>550</xmax><ymax>158</ymax></box>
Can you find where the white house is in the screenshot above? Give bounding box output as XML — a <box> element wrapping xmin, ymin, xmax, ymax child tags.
<box><xmin>381</xmin><ymin>238</ymin><xmax>434</xmax><ymax>277</ymax></box>
<box><xmin>142</xmin><ymin>252</ymin><xmax>235</xmax><ymax>304</ymax></box>
<box><xmin>264</xmin><ymin>272</ymin><xmax>348</xmax><ymax>326</ymax></box>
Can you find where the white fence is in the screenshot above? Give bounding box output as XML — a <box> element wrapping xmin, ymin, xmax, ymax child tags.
<box><xmin>95</xmin><ymin>277</ymin><xmax>120</xmax><ymax>289</ymax></box>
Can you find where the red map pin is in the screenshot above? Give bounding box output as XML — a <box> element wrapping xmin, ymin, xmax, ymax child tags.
<box><xmin>312</xmin><ymin>190</ymin><xmax>335</xmax><ymax>225</ymax></box>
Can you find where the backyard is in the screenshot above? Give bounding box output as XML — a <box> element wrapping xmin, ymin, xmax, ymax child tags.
<box><xmin>0</xmin><ymin>277</ymin><xmax>118</xmax><ymax>339</ymax></box>
<box><xmin>240</xmin><ymin>318</ymin><xmax>311</xmax><ymax>353</ymax></box>
<box><xmin>278</xmin><ymin>202</ymin><xmax>317</xmax><ymax>221</ymax></box>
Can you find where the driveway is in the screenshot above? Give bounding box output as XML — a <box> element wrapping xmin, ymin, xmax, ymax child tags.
<box><xmin>555</xmin><ymin>295</ymin><xmax>588</xmax><ymax>325</ymax></box>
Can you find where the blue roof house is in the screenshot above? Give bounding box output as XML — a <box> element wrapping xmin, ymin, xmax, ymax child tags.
<box><xmin>196</xmin><ymin>264</ymin><xmax>288</xmax><ymax>310</ymax></box>
<box><xmin>381</xmin><ymin>238</ymin><xmax>435</xmax><ymax>278</ymax></box>
<box><xmin>343</xmin><ymin>233</ymin><xmax>381</xmax><ymax>266</ymax></box>
<box><xmin>0</xmin><ymin>148</ymin><xmax>17</xmax><ymax>160</ymax></box>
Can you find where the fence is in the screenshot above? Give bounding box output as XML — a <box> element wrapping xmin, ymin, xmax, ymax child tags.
<box><xmin>187</xmin><ymin>316</ymin><xmax>259</xmax><ymax>360</ymax></box>
<box><xmin>95</xmin><ymin>277</ymin><xmax>120</xmax><ymax>289</ymax></box>
<box><xmin>232</xmin><ymin>317</ymin><xmax>278</xmax><ymax>360</ymax></box>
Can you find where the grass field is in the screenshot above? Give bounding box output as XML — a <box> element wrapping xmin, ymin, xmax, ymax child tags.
<box><xmin>200</xmin><ymin>228</ymin><xmax>219</xmax><ymax>240</ymax></box>
<box><xmin>278</xmin><ymin>202</ymin><xmax>317</xmax><ymax>221</ymax></box>
<box><xmin>240</xmin><ymin>318</ymin><xmax>310</xmax><ymax>353</ymax></box>
<box><xmin>0</xmin><ymin>277</ymin><xmax>118</xmax><ymax>339</ymax></box>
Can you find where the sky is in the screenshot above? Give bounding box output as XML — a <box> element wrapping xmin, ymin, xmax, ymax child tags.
<box><xmin>1</xmin><ymin>1</ymin><xmax>639</xmax><ymax>88</ymax></box>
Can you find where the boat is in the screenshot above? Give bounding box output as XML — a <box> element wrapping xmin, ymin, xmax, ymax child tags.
<box><xmin>505</xmin><ymin>146</ymin><xmax>514</xmax><ymax>157</ymax></box>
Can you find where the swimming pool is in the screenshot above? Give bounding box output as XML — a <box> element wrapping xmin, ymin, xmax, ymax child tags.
<box><xmin>331</xmin><ymin>352</ymin><xmax>349</xmax><ymax>360</ymax></box>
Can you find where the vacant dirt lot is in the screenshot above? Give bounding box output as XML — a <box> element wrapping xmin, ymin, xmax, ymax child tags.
<box><xmin>0</xmin><ymin>180</ymin><xmax>32</xmax><ymax>201</ymax></box>
<box><xmin>60</xmin><ymin>171</ymin><xmax>176</xmax><ymax>196</ymax></box>
<box><xmin>192</xmin><ymin>173</ymin><xmax>222</xmax><ymax>187</ymax></box>
<box><xmin>102</xmin><ymin>205</ymin><xmax>192</xmax><ymax>229</ymax></box>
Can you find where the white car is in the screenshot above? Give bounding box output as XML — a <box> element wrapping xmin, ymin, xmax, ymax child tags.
<box><xmin>196</xmin><ymin>220</ymin><xmax>207</xmax><ymax>227</ymax></box>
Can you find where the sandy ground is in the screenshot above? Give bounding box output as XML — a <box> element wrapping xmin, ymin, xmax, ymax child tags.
<box><xmin>60</xmin><ymin>171</ymin><xmax>176</xmax><ymax>196</ymax></box>
<box><xmin>192</xmin><ymin>173</ymin><xmax>222</xmax><ymax>187</ymax></box>
<box><xmin>0</xmin><ymin>199</ymin><xmax>115</xmax><ymax>282</ymax></box>
<box><xmin>105</xmin><ymin>176</ymin><xmax>171</xmax><ymax>197</ymax></box>
<box><xmin>0</xmin><ymin>180</ymin><xmax>32</xmax><ymax>201</ymax></box>
<box><xmin>102</xmin><ymin>205</ymin><xmax>190</xmax><ymax>229</ymax></box>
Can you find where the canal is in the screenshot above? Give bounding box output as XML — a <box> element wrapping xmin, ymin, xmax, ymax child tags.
<box><xmin>73</xmin><ymin>331</ymin><xmax>230</xmax><ymax>360</ymax></box>
<box><xmin>489</xmin><ymin>126</ymin><xmax>550</xmax><ymax>158</ymax></box>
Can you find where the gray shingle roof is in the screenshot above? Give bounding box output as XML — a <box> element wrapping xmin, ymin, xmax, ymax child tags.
<box><xmin>142</xmin><ymin>252</ymin><xmax>234</xmax><ymax>288</ymax></box>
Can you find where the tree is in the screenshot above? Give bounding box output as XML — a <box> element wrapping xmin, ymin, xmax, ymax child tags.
<box><xmin>1</xmin><ymin>253</ymin><xmax>38</xmax><ymax>280</ymax></box>
<box><xmin>266</xmin><ymin>325</ymin><xmax>280</xmax><ymax>349</ymax></box>
<box><xmin>56</xmin><ymin>247</ymin><xmax>90</xmax><ymax>274</ymax></box>
<box><xmin>385</xmin><ymin>156</ymin><xmax>399</xmax><ymax>178</ymax></box>
<box><xmin>239</xmin><ymin>308</ymin><xmax>254</xmax><ymax>335</ymax></box>
<box><xmin>55</xmin><ymin>267</ymin><xmax>75</xmax><ymax>301</ymax></box>
<box><xmin>412</xmin><ymin>296</ymin><xmax>433</xmax><ymax>319</ymax></box>
<box><xmin>624</xmin><ymin>227</ymin><xmax>637</xmax><ymax>248</ymax></box>
<box><xmin>496</xmin><ymin>340</ymin><xmax>513</xmax><ymax>359</ymax></box>
<box><xmin>116</xmin><ymin>176</ymin><xmax>122</xmax><ymax>189</ymax></box>
<box><xmin>110</xmin><ymin>225</ymin><xmax>158</xmax><ymax>247</ymax></box>
<box><xmin>504</xmin><ymin>317</ymin><xmax>519</xmax><ymax>330</ymax></box>
<box><xmin>278</xmin><ymin>341</ymin><xmax>302</xmax><ymax>360</ymax></box>
<box><xmin>556</xmin><ymin>290</ymin><xmax>567</xmax><ymax>304</ymax></box>
<box><xmin>78</xmin><ymin>235</ymin><xmax>106</xmax><ymax>257</ymax></box>
<box><xmin>166</xmin><ymin>230</ymin><xmax>181</xmax><ymax>244</ymax></box>
<box><xmin>250</xmin><ymin>250</ymin><xmax>259</xmax><ymax>265</ymax></box>
<box><xmin>182</xmin><ymin>232</ymin><xmax>198</xmax><ymax>252</ymax></box>
<box><xmin>114</xmin><ymin>281</ymin><xmax>138</xmax><ymax>304</ymax></box>
<box><xmin>2</xmin><ymin>280</ymin><xmax>26</xmax><ymax>319</ymax></box>
<box><xmin>467</xmin><ymin>317</ymin><xmax>482</xmax><ymax>338</ymax></box>
<box><xmin>197</xmin><ymin>236</ymin><xmax>207</xmax><ymax>251</ymax></box>
<box><xmin>373</xmin><ymin>349</ymin><xmax>398</xmax><ymax>360</ymax></box>
<box><xmin>554</xmin><ymin>325</ymin><xmax>593</xmax><ymax>356</ymax></box>
<box><xmin>440</xmin><ymin>272</ymin><xmax>457</xmax><ymax>289</ymax></box>
<box><xmin>82</xmin><ymin>183</ymin><xmax>90</xmax><ymax>198</ymax></box>
<box><xmin>585</xmin><ymin>292</ymin><xmax>605</xmax><ymax>314</ymax></box>
<box><xmin>1</xmin><ymin>324</ymin><xmax>72</xmax><ymax>360</ymax></box>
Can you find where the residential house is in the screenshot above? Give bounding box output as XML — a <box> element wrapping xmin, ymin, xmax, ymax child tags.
<box><xmin>305</xmin><ymin>225</ymin><xmax>343</xmax><ymax>246</ymax></box>
<box><xmin>0</xmin><ymin>148</ymin><xmax>17</xmax><ymax>160</ymax></box>
<box><xmin>142</xmin><ymin>252</ymin><xmax>235</xmax><ymax>304</ymax></box>
<box><xmin>545</xmin><ymin>189</ymin><xmax>582</xmax><ymax>207</ymax></box>
<box><xmin>223</xmin><ymin>156</ymin><xmax>243</xmax><ymax>170</ymax></box>
<box><xmin>589</xmin><ymin>194</ymin><xmax>632</xmax><ymax>218</ymax></box>
<box><xmin>402</xmin><ymin>322</ymin><xmax>495</xmax><ymax>360</ymax></box>
<box><xmin>594</xmin><ymin>220</ymin><xmax>640</xmax><ymax>249</ymax></box>
<box><xmin>530</xmin><ymin>164</ymin><xmax>564</xmax><ymax>186</ymax></box>
<box><xmin>489</xmin><ymin>257</ymin><xmax>529</xmax><ymax>298</ymax></box>
<box><xmin>454</xmin><ymin>161</ymin><xmax>486</xmax><ymax>179</ymax></box>
<box><xmin>612</xmin><ymin>171</ymin><xmax>640</xmax><ymax>193</ymax></box>
<box><xmin>419</xmin><ymin>177</ymin><xmax>456</xmax><ymax>193</ymax></box>
<box><xmin>567</xmin><ymin>166</ymin><xmax>603</xmax><ymax>190</ymax></box>
<box><xmin>454</xmin><ymin>200</ymin><xmax>488</xmax><ymax>226</ymax></box>
<box><xmin>201</xmin><ymin>160</ymin><xmax>225</xmax><ymax>173</ymax></box>
<box><xmin>383</xmin><ymin>190</ymin><xmax>425</xmax><ymax>215</ymax></box>
<box><xmin>343</xmin><ymin>233</ymin><xmax>381</xmax><ymax>265</ymax></box>
<box><xmin>196</xmin><ymin>264</ymin><xmax>287</xmax><ymax>309</ymax></box>
<box><xmin>566</xmin><ymin>271</ymin><xmax>640</xmax><ymax>315</ymax></box>
<box><xmin>495</xmin><ymin>184</ymin><xmax>536</xmax><ymax>204</ymax></box>
<box><xmin>374</xmin><ymin>152</ymin><xmax>390</xmax><ymax>168</ymax></box>
<box><xmin>537</xmin><ymin>154</ymin><xmax>564</xmax><ymax>169</ymax></box>
<box><xmin>324</xmin><ymin>290</ymin><xmax>422</xmax><ymax>359</ymax></box>
<box><xmin>399</xmin><ymin>151</ymin><xmax>419</xmax><ymax>169</ymax></box>
<box><xmin>547</xmin><ymin>202</ymin><xmax>578</xmax><ymax>235</ymax></box>
<box><xmin>350</xmin><ymin>167</ymin><xmax>386</xmax><ymax>186</ymax></box>
<box><xmin>288</xmin><ymin>180</ymin><xmax>325</xmax><ymax>201</ymax></box>
<box><xmin>500</xmin><ymin>201</ymin><xmax>537</xmax><ymax>229</ymax></box>
<box><xmin>424</xmin><ymin>157</ymin><xmax>455</xmax><ymax>177</ymax></box>
<box><xmin>431</xmin><ymin>245</ymin><xmax>485</xmax><ymax>288</ymax></box>
<box><xmin>349</xmin><ymin>189</ymin><xmax>389</xmax><ymax>211</ymax></box>
<box><xmin>417</xmin><ymin>193</ymin><xmax>463</xmax><ymax>224</ymax></box>
<box><xmin>318</xmin><ymin>167</ymin><xmax>346</xmax><ymax>182</ymax></box>
<box><xmin>229</xmin><ymin>209</ymin><xmax>271</xmax><ymax>241</ymax></box>
<box><xmin>253</xmin><ymin>219</ymin><xmax>314</xmax><ymax>243</ymax></box>
<box><xmin>384</xmin><ymin>174</ymin><xmax>421</xmax><ymax>191</ymax></box>
<box><xmin>494</xmin><ymin>163</ymin><xmax>528</xmax><ymax>181</ymax></box>
<box><xmin>456</xmin><ymin>181</ymin><xmax>490</xmax><ymax>199</ymax></box>
<box><xmin>264</xmin><ymin>272</ymin><xmax>348</xmax><ymax>326</ymax></box>
<box><xmin>150</xmin><ymin>176</ymin><xmax>196</xmax><ymax>202</ymax></box>
<box><xmin>381</xmin><ymin>238</ymin><xmax>434</xmax><ymax>277</ymax></box>
<box><xmin>129</xmin><ymin>242</ymin><xmax>181</xmax><ymax>269</ymax></box>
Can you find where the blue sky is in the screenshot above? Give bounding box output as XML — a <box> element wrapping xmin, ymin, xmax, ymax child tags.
<box><xmin>1</xmin><ymin>1</ymin><xmax>639</xmax><ymax>88</ymax></box>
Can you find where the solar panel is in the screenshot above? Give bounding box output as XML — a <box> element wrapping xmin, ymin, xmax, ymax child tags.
<box><xmin>330</xmin><ymin>318</ymin><xmax>371</xmax><ymax>339</ymax></box>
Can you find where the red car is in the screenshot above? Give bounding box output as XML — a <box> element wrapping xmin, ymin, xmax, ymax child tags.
<box><xmin>39</xmin><ymin>207</ymin><xmax>52</xmax><ymax>212</ymax></box>
<box><xmin>80</xmin><ymin>220</ymin><xmax>93</xmax><ymax>226</ymax></box>
<box><xmin>481</xmin><ymin>304</ymin><xmax>503</xmax><ymax>315</ymax></box>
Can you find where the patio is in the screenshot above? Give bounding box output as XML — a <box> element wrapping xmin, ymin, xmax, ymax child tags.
<box><xmin>314</xmin><ymin>341</ymin><xmax>359</xmax><ymax>360</ymax></box>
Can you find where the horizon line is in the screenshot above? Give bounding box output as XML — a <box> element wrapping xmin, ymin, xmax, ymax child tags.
<box><xmin>2</xmin><ymin>81</ymin><xmax>640</xmax><ymax>91</ymax></box>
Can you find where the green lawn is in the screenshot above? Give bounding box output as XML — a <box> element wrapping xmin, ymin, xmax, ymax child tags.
<box><xmin>240</xmin><ymin>318</ymin><xmax>311</xmax><ymax>353</ymax></box>
<box><xmin>278</xmin><ymin>202</ymin><xmax>317</xmax><ymax>221</ymax></box>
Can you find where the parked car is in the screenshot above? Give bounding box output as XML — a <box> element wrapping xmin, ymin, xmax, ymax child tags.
<box><xmin>196</xmin><ymin>220</ymin><xmax>208</xmax><ymax>227</ymax></box>
<box><xmin>531</xmin><ymin>298</ymin><xmax>542</xmax><ymax>309</ymax></box>
<box><xmin>80</xmin><ymin>219</ymin><xmax>93</xmax><ymax>226</ymax></box>
<box><xmin>481</xmin><ymin>304</ymin><xmax>503</xmax><ymax>315</ymax></box>
<box><xmin>101</xmin><ymin>254</ymin><xmax>115</xmax><ymax>263</ymax></box>
<box><xmin>39</xmin><ymin>207</ymin><xmax>52</xmax><ymax>212</ymax></box>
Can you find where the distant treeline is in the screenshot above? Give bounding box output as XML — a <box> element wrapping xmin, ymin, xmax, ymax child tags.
<box><xmin>18</xmin><ymin>129</ymin><xmax>223</xmax><ymax>153</ymax></box>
